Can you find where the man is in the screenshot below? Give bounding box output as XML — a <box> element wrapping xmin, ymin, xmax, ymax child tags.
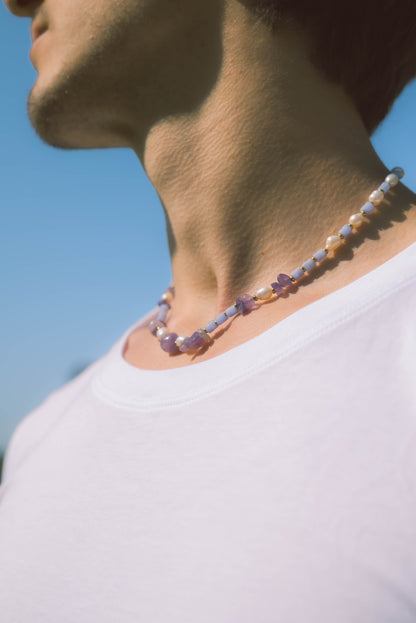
<box><xmin>1</xmin><ymin>0</ymin><xmax>416</xmax><ymax>621</ymax></box>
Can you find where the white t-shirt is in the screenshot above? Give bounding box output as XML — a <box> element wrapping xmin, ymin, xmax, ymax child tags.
<box><xmin>1</xmin><ymin>241</ymin><xmax>416</xmax><ymax>623</ymax></box>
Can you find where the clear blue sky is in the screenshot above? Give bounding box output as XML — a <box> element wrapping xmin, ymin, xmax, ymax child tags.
<box><xmin>1</xmin><ymin>3</ymin><xmax>416</xmax><ymax>451</ymax></box>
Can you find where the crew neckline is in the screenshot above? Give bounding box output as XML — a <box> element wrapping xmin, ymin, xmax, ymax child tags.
<box><xmin>92</xmin><ymin>240</ymin><xmax>416</xmax><ymax>410</ymax></box>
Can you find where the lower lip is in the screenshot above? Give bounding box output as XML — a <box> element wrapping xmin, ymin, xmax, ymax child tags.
<box><xmin>29</xmin><ymin>33</ymin><xmax>47</xmax><ymax>63</ymax></box>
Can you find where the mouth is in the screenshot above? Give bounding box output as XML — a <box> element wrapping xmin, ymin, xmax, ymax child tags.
<box><xmin>30</xmin><ymin>19</ymin><xmax>48</xmax><ymax>44</ymax></box>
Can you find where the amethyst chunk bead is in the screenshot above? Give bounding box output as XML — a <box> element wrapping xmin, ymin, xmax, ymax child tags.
<box><xmin>179</xmin><ymin>329</ymin><xmax>208</xmax><ymax>352</ymax></box>
<box><xmin>236</xmin><ymin>294</ymin><xmax>256</xmax><ymax>314</ymax></box>
<box><xmin>271</xmin><ymin>282</ymin><xmax>283</xmax><ymax>293</ymax></box>
<box><xmin>160</xmin><ymin>332</ymin><xmax>180</xmax><ymax>354</ymax></box>
<box><xmin>277</xmin><ymin>273</ymin><xmax>293</xmax><ymax>287</ymax></box>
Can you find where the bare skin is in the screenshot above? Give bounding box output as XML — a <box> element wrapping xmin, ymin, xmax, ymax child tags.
<box><xmin>5</xmin><ymin>0</ymin><xmax>416</xmax><ymax>370</ymax></box>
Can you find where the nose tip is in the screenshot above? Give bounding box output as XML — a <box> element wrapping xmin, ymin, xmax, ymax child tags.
<box><xmin>3</xmin><ymin>0</ymin><xmax>40</xmax><ymax>17</ymax></box>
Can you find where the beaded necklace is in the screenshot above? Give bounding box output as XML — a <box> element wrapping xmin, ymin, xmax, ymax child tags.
<box><xmin>149</xmin><ymin>167</ymin><xmax>404</xmax><ymax>355</ymax></box>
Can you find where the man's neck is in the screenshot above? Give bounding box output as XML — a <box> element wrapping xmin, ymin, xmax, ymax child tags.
<box><xmin>133</xmin><ymin>4</ymin><xmax>397</xmax><ymax>330</ymax></box>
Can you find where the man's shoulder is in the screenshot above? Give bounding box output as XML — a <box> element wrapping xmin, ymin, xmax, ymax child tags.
<box><xmin>1</xmin><ymin>358</ymin><xmax>103</xmax><ymax>484</ymax></box>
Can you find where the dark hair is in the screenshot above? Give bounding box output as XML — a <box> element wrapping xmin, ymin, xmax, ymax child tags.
<box><xmin>243</xmin><ymin>0</ymin><xmax>416</xmax><ymax>134</ymax></box>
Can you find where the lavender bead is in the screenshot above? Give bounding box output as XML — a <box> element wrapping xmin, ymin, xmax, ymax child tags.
<box><xmin>379</xmin><ymin>181</ymin><xmax>391</xmax><ymax>193</ymax></box>
<box><xmin>160</xmin><ymin>332</ymin><xmax>179</xmax><ymax>354</ymax></box>
<box><xmin>215</xmin><ymin>312</ymin><xmax>228</xmax><ymax>325</ymax></box>
<box><xmin>149</xmin><ymin>319</ymin><xmax>165</xmax><ymax>335</ymax></box>
<box><xmin>277</xmin><ymin>273</ymin><xmax>292</xmax><ymax>287</ymax></box>
<box><xmin>313</xmin><ymin>248</ymin><xmax>327</xmax><ymax>262</ymax></box>
<box><xmin>338</xmin><ymin>224</ymin><xmax>352</xmax><ymax>239</ymax></box>
<box><xmin>361</xmin><ymin>201</ymin><xmax>374</xmax><ymax>215</ymax></box>
<box><xmin>158</xmin><ymin>299</ymin><xmax>171</xmax><ymax>309</ymax></box>
<box><xmin>302</xmin><ymin>258</ymin><xmax>316</xmax><ymax>272</ymax></box>
<box><xmin>289</xmin><ymin>268</ymin><xmax>304</xmax><ymax>281</ymax></box>
<box><xmin>205</xmin><ymin>320</ymin><xmax>217</xmax><ymax>333</ymax></box>
<box><xmin>157</xmin><ymin>304</ymin><xmax>169</xmax><ymax>322</ymax></box>
<box><xmin>225</xmin><ymin>305</ymin><xmax>238</xmax><ymax>318</ymax></box>
<box><xmin>271</xmin><ymin>281</ymin><xmax>283</xmax><ymax>292</ymax></box>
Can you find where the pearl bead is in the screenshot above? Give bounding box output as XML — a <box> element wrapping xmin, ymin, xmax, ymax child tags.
<box><xmin>156</xmin><ymin>327</ymin><xmax>168</xmax><ymax>340</ymax></box>
<box><xmin>175</xmin><ymin>335</ymin><xmax>186</xmax><ymax>347</ymax></box>
<box><xmin>256</xmin><ymin>286</ymin><xmax>273</xmax><ymax>300</ymax></box>
<box><xmin>325</xmin><ymin>235</ymin><xmax>342</xmax><ymax>251</ymax></box>
<box><xmin>368</xmin><ymin>189</ymin><xmax>384</xmax><ymax>205</ymax></box>
<box><xmin>385</xmin><ymin>173</ymin><xmax>399</xmax><ymax>187</ymax></box>
<box><xmin>349</xmin><ymin>212</ymin><xmax>364</xmax><ymax>227</ymax></box>
<box><xmin>161</xmin><ymin>291</ymin><xmax>174</xmax><ymax>304</ymax></box>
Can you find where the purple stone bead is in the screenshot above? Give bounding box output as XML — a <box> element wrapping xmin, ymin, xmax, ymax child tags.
<box><xmin>235</xmin><ymin>297</ymin><xmax>246</xmax><ymax>314</ymax></box>
<box><xmin>379</xmin><ymin>181</ymin><xmax>390</xmax><ymax>193</ymax></box>
<box><xmin>271</xmin><ymin>281</ymin><xmax>283</xmax><ymax>293</ymax></box>
<box><xmin>236</xmin><ymin>294</ymin><xmax>256</xmax><ymax>315</ymax></box>
<box><xmin>205</xmin><ymin>320</ymin><xmax>217</xmax><ymax>333</ymax></box>
<box><xmin>277</xmin><ymin>273</ymin><xmax>292</xmax><ymax>287</ymax></box>
<box><xmin>313</xmin><ymin>248</ymin><xmax>327</xmax><ymax>263</ymax></box>
<box><xmin>225</xmin><ymin>305</ymin><xmax>238</xmax><ymax>318</ymax></box>
<box><xmin>215</xmin><ymin>312</ymin><xmax>228</xmax><ymax>325</ymax></box>
<box><xmin>338</xmin><ymin>224</ymin><xmax>352</xmax><ymax>239</ymax></box>
<box><xmin>180</xmin><ymin>330</ymin><xmax>207</xmax><ymax>352</ymax></box>
<box><xmin>149</xmin><ymin>319</ymin><xmax>165</xmax><ymax>335</ymax></box>
<box><xmin>290</xmin><ymin>268</ymin><xmax>304</xmax><ymax>281</ymax></box>
<box><xmin>241</xmin><ymin>293</ymin><xmax>256</xmax><ymax>309</ymax></box>
<box><xmin>160</xmin><ymin>332</ymin><xmax>179</xmax><ymax>354</ymax></box>
<box><xmin>361</xmin><ymin>201</ymin><xmax>374</xmax><ymax>215</ymax></box>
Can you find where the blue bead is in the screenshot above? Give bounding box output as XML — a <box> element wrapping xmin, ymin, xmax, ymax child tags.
<box><xmin>302</xmin><ymin>258</ymin><xmax>316</xmax><ymax>272</ymax></box>
<box><xmin>225</xmin><ymin>305</ymin><xmax>238</xmax><ymax>317</ymax></box>
<box><xmin>379</xmin><ymin>181</ymin><xmax>390</xmax><ymax>193</ymax></box>
<box><xmin>361</xmin><ymin>201</ymin><xmax>374</xmax><ymax>215</ymax></box>
<box><xmin>338</xmin><ymin>224</ymin><xmax>352</xmax><ymax>238</ymax></box>
<box><xmin>291</xmin><ymin>267</ymin><xmax>304</xmax><ymax>280</ymax></box>
<box><xmin>204</xmin><ymin>320</ymin><xmax>217</xmax><ymax>333</ymax></box>
<box><xmin>215</xmin><ymin>312</ymin><xmax>228</xmax><ymax>325</ymax></box>
<box><xmin>313</xmin><ymin>248</ymin><xmax>327</xmax><ymax>263</ymax></box>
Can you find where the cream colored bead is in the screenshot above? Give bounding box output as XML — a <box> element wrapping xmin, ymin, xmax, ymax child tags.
<box><xmin>161</xmin><ymin>290</ymin><xmax>174</xmax><ymax>304</ymax></box>
<box><xmin>156</xmin><ymin>327</ymin><xmax>168</xmax><ymax>340</ymax></box>
<box><xmin>175</xmin><ymin>335</ymin><xmax>186</xmax><ymax>347</ymax></box>
<box><xmin>325</xmin><ymin>235</ymin><xmax>342</xmax><ymax>251</ymax></box>
<box><xmin>385</xmin><ymin>173</ymin><xmax>399</xmax><ymax>187</ymax></box>
<box><xmin>349</xmin><ymin>212</ymin><xmax>364</xmax><ymax>227</ymax></box>
<box><xmin>256</xmin><ymin>286</ymin><xmax>273</xmax><ymax>300</ymax></box>
<box><xmin>368</xmin><ymin>189</ymin><xmax>384</xmax><ymax>205</ymax></box>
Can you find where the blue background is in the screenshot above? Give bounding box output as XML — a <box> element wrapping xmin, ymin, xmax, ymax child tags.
<box><xmin>1</xmin><ymin>2</ymin><xmax>416</xmax><ymax>451</ymax></box>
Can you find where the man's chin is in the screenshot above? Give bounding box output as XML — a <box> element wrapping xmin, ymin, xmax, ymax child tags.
<box><xmin>27</xmin><ymin>81</ymin><xmax>81</xmax><ymax>149</ymax></box>
<box><xmin>27</xmin><ymin>83</ymin><xmax>131</xmax><ymax>150</ymax></box>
